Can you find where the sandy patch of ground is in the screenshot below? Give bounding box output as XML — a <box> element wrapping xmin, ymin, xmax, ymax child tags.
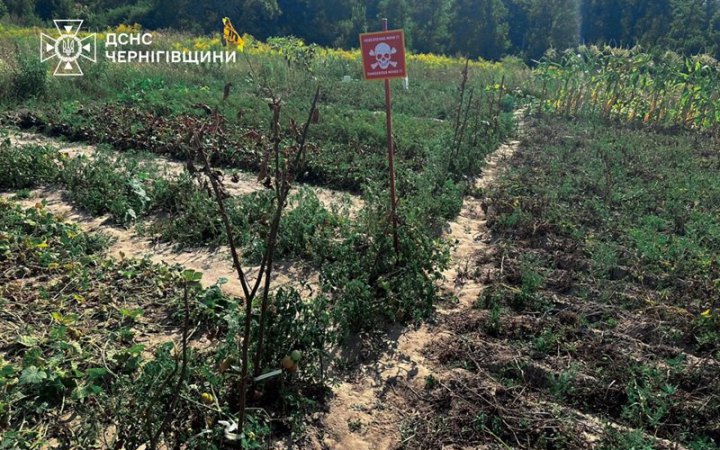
<box><xmin>1</xmin><ymin>188</ymin><xmax>320</xmax><ymax>299</ymax></box>
<box><xmin>3</xmin><ymin>128</ymin><xmax>96</xmax><ymax>158</ymax></box>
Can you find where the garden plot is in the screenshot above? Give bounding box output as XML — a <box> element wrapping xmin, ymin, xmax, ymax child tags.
<box><xmin>1</xmin><ymin>26</ymin><xmax>522</xmax><ymax>449</ymax></box>
<box><xmin>0</xmin><ymin>128</ymin><xmax>367</xmax><ymax>298</ymax></box>
<box><xmin>0</xmin><ymin>188</ymin><xmax>320</xmax><ymax>298</ymax></box>
<box><xmin>374</xmin><ymin>116</ymin><xmax>720</xmax><ymax>449</ymax></box>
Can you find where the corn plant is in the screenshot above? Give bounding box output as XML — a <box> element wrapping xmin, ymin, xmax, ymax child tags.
<box><xmin>535</xmin><ymin>46</ymin><xmax>720</xmax><ymax>134</ymax></box>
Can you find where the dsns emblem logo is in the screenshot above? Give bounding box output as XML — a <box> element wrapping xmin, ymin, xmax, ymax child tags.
<box><xmin>40</xmin><ymin>20</ymin><xmax>96</xmax><ymax>76</ymax></box>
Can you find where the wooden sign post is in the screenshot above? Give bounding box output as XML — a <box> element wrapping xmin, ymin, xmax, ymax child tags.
<box><xmin>360</xmin><ymin>20</ymin><xmax>407</xmax><ymax>255</ymax></box>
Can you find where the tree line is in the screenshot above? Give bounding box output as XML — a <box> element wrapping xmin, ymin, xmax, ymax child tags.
<box><xmin>2</xmin><ymin>0</ymin><xmax>720</xmax><ymax>61</ymax></box>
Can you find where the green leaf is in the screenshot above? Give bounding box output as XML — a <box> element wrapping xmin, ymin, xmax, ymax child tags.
<box><xmin>72</xmin><ymin>383</ymin><xmax>103</xmax><ymax>400</ymax></box>
<box><xmin>19</xmin><ymin>366</ymin><xmax>47</xmax><ymax>385</ymax></box>
<box><xmin>127</xmin><ymin>344</ymin><xmax>145</xmax><ymax>355</ymax></box>
<box><xmin>51</xmin><ymin>312</ymin><xmax>78</xmax><ymax>325</ymax></box>
<box><xmin>0</xmin><ymin>364</ymin><xmax>15</xmax><ymax>379</ymax></box>
<box><xmin>182</xmin><ymin>269</ymin><xmax>203</xmax><ymax>283</ymax></box>
<box><xmin>119</xmin><ymin>307</ymin><xmax>143</xmax><ymax>320</ymax></box>
<box><xmin>86</xmin><ymin>367</ymin><xmax>108</xmax><ymax>381</ymax></box>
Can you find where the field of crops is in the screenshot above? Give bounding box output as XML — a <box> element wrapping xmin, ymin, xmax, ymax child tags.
<box><xmin>536</xmin><ymin>46</ymin><xmax>720</xmax><ymax>133</ymax></box>
<box><xmin>398</xmin><ymin>116</ymin><xmax>720</xmax><ymax>449</ymax></box>
<box><xmin>1</xmin><ymin>23</ymin><xmax>719</xmax><ymax>450</ymax></box>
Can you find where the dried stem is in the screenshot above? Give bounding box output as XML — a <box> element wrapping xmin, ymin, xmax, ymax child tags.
<box><xmin>253</xmin><ymin>87</ymin><xmax>321</xmax><ymax>377</ymax></box>
<box><xmin>195</xmin><ymin>118</ymin><xmax>255</xmax><ymax>430</ymax></box>
<box><xmin>454</xmin><ymin>88</ymin><xmax>474</xmax><ymax>156</ymax></box>
<box><xmin>453</xmin><ymin>58</ymin><xmax>471</xmax><ymax>146</ymax></box>
<box><xmin>192</xmin><ymin>88</ymin><xmax>320</xmax><ymax>433</ymax></box>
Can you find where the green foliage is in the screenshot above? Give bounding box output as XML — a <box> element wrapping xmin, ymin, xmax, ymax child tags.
<box><xmin>694</xmin><ymin>309</ymin><xmax>720</xmax><ymax>354</ymax></box>
<box><xmin>485</xmin><ymin>299</ymin><xmax>502</xmax><ymax>337</ymax></box>
<box><xmin>451</xmin><ymin>0</ymin><xmax>509</xmax><ymax>60</ymax></box>
<box><xmin>548</xmin><ymin>364</ymin><xmax>577</xmax><ymax>401</ymax></box>
<box><xmin>488</xmin><ymin>117</ymin><xmax>720</xmax><ymax>354</ymax></box>
<box><xmin>255</xmin><ymin>289</ymin><xmax>332</xmax><ymax>383</ymax></box>
<box><xmin>11</xmin><ymin>54</ymin><xmax>48</xmax><ymax>101</ymax></box>
<box><xmin>598</xmin><ymin>429</ymin><xmax>655</xmax><ymax>450</ymax></box>
<box><xmin>276</xmin><ymin>188</ymin><xmax>346</xmax><ymax>262</ymax></box>
<box><xmin>523</xmin><ymin>0</ymin><xmax>581</xmax><ymax>61</ymax></box>
<box><xmin>588</xmin><ymin>240</ymin><xmax>618</xmax><ymax>278</ymax></box>
<box><xmin>532</xmin><ymin>326</ymin><xmax>561</xmax><ymax>355</ymax></box>
<box><xmin>267</xmin><ymin>36</ymin><xmax>318</xmax><ymax>70</ymax></box>
<box><xmin>150</xmin><ymin>174</ymin><xmax>233</xmax><ymax>246</ymax></box>
<box><xmin>535</xmin><ymin>46</ymin><xmax>720</xmax><ymax>132</ymax></box>
<box><xmin>5</xmin><ymin>0</ymin><xmax>720</xmax><ymax>60</ymax></box>
<box><xmin>0</xmin><ymin>21</ymin><xmax>524</xmax><ymax>448</ymax></box>
<box><xmin>622</xmin><ymin>365</ymin><xmax>677</xmax><ymax>429</ymax></box>
<box><xmin>512</xmin><ymin>254</ymin><xmax>545</xmax><ymax>310</ymax></box>
<box><xmin>319</xmin><ymin>186</ymin><xmax>450</xmax><ymax>336</ymax></box>
<box><xmin>465</xmin><ymin>116</ymin><xmax>720</xmax><ymax>447</ymax></box>
<box><xmin>0</xmin><ymin>141</ymin><xmax>60</xmax><ymax>189</ymax></box>
<box><xmin>0</xmin><ymin>199</ymin><xmax>109</xmax><ymax>277</ymax></box>
<box><xmin>149</xmin><ymin>176</ymin><xmax>299</xmax><ymax>258</ymax></box>
<box><xmin>61</xmin><ymin>152</ymin><xmax>157</xmax><ymax>225</ymax></box>
<box><xmin>687</xmin><ymin>437</ymin><xmax>720</xmax><ymax>450</ymax></box>
<box><xmin>0</xmin><ymin>201</ymin><xmax>279</xmax><ymax>448</ymax></box>
<box><xmin>408</xmin><ymin>0</ymin><xmax>452</xmax><ymax>54</ymax></box>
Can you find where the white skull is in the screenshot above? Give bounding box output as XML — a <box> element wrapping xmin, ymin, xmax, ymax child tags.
<box><xmin>370</xmin><ymin>42</ymin><xmax>396</xmax><ymax>70</ymax></box>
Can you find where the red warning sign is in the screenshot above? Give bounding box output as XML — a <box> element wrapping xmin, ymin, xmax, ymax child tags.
<box><xmin>360</xmin><ymin>30</ymin><xmax>407</xmax><ymax>80</ymax></box>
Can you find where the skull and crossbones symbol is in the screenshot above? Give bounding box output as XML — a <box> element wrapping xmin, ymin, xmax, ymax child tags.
<box><xmin>370</xmin><ymin>42</ymin><xmax>397</xmax><ymax>70</ymax></box>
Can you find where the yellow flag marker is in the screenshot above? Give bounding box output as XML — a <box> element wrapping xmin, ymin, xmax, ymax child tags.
<box><xmin>222</xmin><ymin>17</ymin><xmax>245</xmax><ymax>51</ymax></box>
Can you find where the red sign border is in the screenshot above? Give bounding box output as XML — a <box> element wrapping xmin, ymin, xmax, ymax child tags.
<box><xmin>359</xmin><ymin>29</ymin><xmax>407</xmax><ymax>81</ymax></box>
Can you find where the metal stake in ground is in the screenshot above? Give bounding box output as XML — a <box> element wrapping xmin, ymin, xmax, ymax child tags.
<box><xmin>360</xmin><ymin>20</ymin><xmax>407</xmax><ymax>256</ymax></box>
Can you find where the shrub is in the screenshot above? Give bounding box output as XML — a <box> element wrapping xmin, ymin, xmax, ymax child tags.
<box><xmin>254</xmin><ymin>288</ymin><xmax>332</xmax><ymax>384</ymax></box>
<box><xmin>276</xmin><ymin>188</ymin><xmax>345</xmax><ymax>262</ymax></box>
<box><xmin>320</xmin><ymin>187</ymin><xmax>450</xmax><ymax>337</ymax></box>
<box><xmin>0</xmin><ymin>142</ymin><xmax>60</xmax><ymax>189</ymax></box>
<box><xmin>61</xmin><ymin>153</ymin><xmax>154</xmax><ymax>225</ymax></box>
<box><xmin>151</xmin><ymin>174</ymin><xmax>276</xmax><ymax>253</ymax></box>
<box><xmin>150</xmin><ymin>174</ymin><xmax>228</xmax><ymax>245</ymax></box>
<box><xmin>12</xmin><ymin>54</ymin><xmax>48</xmax><ymax>101</ymax></box>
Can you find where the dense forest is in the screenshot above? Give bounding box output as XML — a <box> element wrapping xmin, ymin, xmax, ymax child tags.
<box><xmin>2</xmin><ymin>0</ymin><xmax>720</xmax><ymax>61</ymax></box>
